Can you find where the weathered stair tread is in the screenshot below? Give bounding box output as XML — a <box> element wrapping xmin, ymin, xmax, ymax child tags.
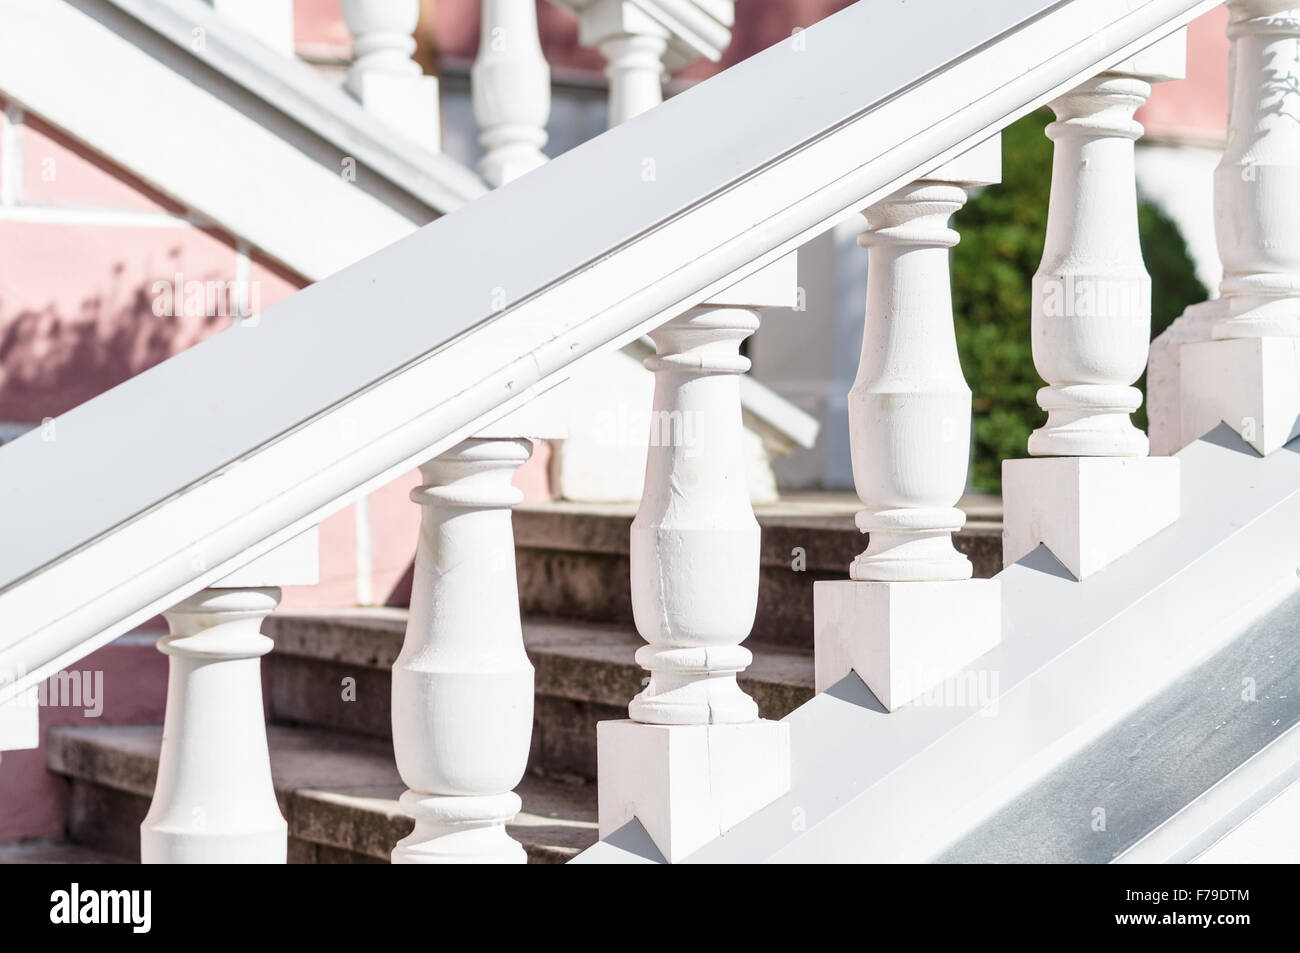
<box><xmin>0</xmin><ymin>839</ymin><xmax>128</xmax><ymax>864</ymax></box>
<box><xmin>47</xmin><ymin>724</ymin><xmax>597</xmax><ymax>863</ymax></box>
<box><xmin>511</xmin><ymin>497</ymin><xmax>1003</xmax><ymax>645</ymax></box>
<box><xmin>266</xmin><ymin>610</ymin><xmax>815</xmax><ymax>717</ymax></box>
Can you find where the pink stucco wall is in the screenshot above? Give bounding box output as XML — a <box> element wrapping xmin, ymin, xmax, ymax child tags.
<box><xmin>0</xmin><ymin>97</ymin><xmax>550</xmax><ymax>617</ymax></box>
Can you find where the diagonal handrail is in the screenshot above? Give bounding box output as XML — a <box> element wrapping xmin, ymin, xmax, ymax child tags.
<box><xmin>0</xmin><ymin>0</ymin><xmax>1218</xmax><ymax>693</ymax></box>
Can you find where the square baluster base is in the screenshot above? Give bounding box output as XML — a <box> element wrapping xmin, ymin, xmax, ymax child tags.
<box><xmin>596</xmin><ymin>718</ymin><xmax>790</xmax><ymax>863</ymax></box>
<box><xmin>813</xmin><ymin>578</ymin><xmax>1001</xmax><ymax>712</ymax></box>
<box><xmin>1002</xmin><ymin>456</ymin><xmax>1180</xmax><ymax>581</ymax></box>
<box><xmin>1180</xmin><ymin>336</ymin><xmax>1300</xmax><ymax>456</ymax></box>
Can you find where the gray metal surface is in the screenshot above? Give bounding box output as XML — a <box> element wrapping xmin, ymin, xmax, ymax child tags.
<box><xmin>937</xmin><ymin>586</ymin><xmax>1300</xmax><ymax>863</ymax></box>
<box><xmin>0</xmin><ymin>0</ymin><xmax>1069</xmax><ymax>592</ymax></box>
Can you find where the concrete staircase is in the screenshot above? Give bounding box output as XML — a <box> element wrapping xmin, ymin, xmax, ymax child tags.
<box><xmin>38</xmin><ymin>498</ymin><xmax>1002</xmax><ymax>863</ymax></box>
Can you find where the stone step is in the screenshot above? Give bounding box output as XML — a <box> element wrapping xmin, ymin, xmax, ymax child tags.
<box><xmin>46</xmin><ymin>724</ymin><xmax>598</xmax><ymax>864</ymax></box>
<box><xmin>512</xmin><ymin>496</ymin><xmax>1003</xmax><ymax>647</ymax></box>
<box><xmin>0</xmin><ymin>839</ymin><xmax>129</xmax><ymax>864</ymax></box>
<box><xmin>264</xmin><ymin>610</ymin><xmax>814</xmax><ymax>779</ymax></box>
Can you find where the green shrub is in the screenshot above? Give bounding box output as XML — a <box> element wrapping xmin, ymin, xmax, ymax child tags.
<box><xmin>951</xmin><ymin>108</ymin><xmax>1207</xmax><ymax>491</ymax></box>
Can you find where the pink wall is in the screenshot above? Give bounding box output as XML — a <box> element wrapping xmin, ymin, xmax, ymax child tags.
<box><xmin>1138</xmin><ymin>7</ymin><xmax>1230</xmax><ymax>143</ymax></box>
<box><xmin>0</xmin><ymin>97</ymin><xmax>550</xmax><ymax>616</ymax></box>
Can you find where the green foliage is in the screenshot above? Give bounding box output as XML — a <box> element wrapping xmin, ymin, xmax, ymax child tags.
<box><xmin>950</xmin><ymin>108</ymin><xmax>1208</xmax><ymax>492</ymax></box>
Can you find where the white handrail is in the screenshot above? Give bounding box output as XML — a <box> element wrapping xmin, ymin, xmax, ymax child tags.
<box><xmin>0</xmin><ymin>0</ymin><xmax>1217</xmax><ymax>699</ymax></box>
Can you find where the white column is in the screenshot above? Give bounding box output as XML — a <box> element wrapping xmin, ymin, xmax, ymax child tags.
<box><xmin>341</xmin><ymin>0</ymin><xmax>440</xmax><ymax>151</ymax></box>
<box><xmin>597</xmin><ymin>259</ymin><xmax>796</xmax><ymax>863</ymax></box>
<box><xmin>1172</xmin><ymin>3</ymin><xmax>1300</xmax><ymax>455</ymax></box>
<box><xmin>141</xmin><ymin>531</ymin><xmax>318</xmax><ymax>863</ymax></box>
<box><xmin>471</xmin><ymin>0</ymin><xmax>550</xmax><ymax>187</ymax></box>
<box><xmin>1003</xmin><ymin>37</ymin><xmax>1184</xmax><ymax>580</ymax></box>
<box><xmin>598</xmin><ymin>29</ymin><xmax>668</xmax><ymax>125</ymax></box>
<box><xmin>391</xmin><ymin>438</ymin><xmax>535</xmax><ymax>864</ymax></box>
<box><xmin>813</xmin><ymin>139</ymin><xmax>1001</xmax><ymax>712</ymax></box>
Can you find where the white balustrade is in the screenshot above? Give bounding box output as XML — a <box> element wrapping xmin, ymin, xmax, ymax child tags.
<box><xmin>598</xmin><ymin>259</ymin><xmax>795</xmax><ymax>863</ymax></box>
<box><xmin>141</xmin><ymin>531</ymin><xmax>318</xmax><ymax>863</ymax></box>
<box><xmin>1164</xmin><ymin>2</ymin><xmax>1300</xmax><ymax>455</ymax></box>
<box><xmin>341</xmin><ymin>0</ymin><xmax>440</xmax><ymax>151</ymax></box>
<box><xmin>814</xmin><ymin>140</ymin><xmax>1001</xmax><ymax>712</ymax></box>
<box><xmin>472</xmin><ymin>0</ymin><xmax>551</xmax><ymax>186</ymax></box>
<box><xmin>390</xmin><ymin>439</ymin><xmax>535</xmax><ymax>864</ymax></box>
<box><xmin>1003</xmin><ymin>35</ymin><xmax>1185</xmax><ymax>580</ymax></box>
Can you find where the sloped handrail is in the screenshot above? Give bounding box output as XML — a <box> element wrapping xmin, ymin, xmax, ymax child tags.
<box><xmin>0</xmin><ymin>0</ymin><xmax>1216</xmax><ymax>693</ymax></box>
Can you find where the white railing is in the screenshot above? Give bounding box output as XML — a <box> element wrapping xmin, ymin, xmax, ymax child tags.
<box><xmin>4</xmin><ymin>0</ymin><xmax>1290</xmax><ymax>865</ymax></box>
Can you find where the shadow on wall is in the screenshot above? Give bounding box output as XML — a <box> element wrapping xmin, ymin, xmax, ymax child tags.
<box><xmin>0</xmin><ymin>262</ymin><xmax>237</xmax><ymax>424</ymax></box>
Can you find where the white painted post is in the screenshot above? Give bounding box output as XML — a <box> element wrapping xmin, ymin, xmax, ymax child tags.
<box><xmin>1169</xmin><ymin>3</ymin><xmax>1300</xmax><ymax>455</ymax></box>
<box><xmin>140</xmin><ymin>531</ymin><xmax>318</xmax><ymax>863</ymax></box>
<box><xmin>472</xmin><ymin>0</ymin><xmax>551</xmax><ymax>187</ymax></box>
<box><xmin>813</xmin><ymin>139</ymin><xmax>1002</xmax><ymax>712</ymax></box>
<box><xmin>390</xmin><ymin>439</ymin><xmax>535</xmax><ymax>864</ymax></box>
<box><xmin>597</xmin><ymin>257</ymin><xmax>796</xmax><ymax>863</ymax></box>
<box><xmin>341</xmin><ymin>0</ymin><xmax>440</xmax><ymax>151</ymax></box>
<box><xmin>1003</xmin><ymin>36</ymin><xmax>1185</xmax><ymax>580</ymax></box>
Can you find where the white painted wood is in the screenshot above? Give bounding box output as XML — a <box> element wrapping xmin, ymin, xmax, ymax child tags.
<box><xmin>1029</xmin><ymin>33</ymin><xmax>1185</xmax><ymax>457</ymax></box>
<box><xmin>1002</xmin><ymin>456</ymin><xmax>1180</xmax><ymax>579</ymax></box>
<box><xmin>596</xmin><ymin>718</ymin><xmax>789</xmax><ymax>862</ymax></box>
<box><xmin>341</xmin><ymin>0</ymin><xmax>440</xmax><ymax>152</ymax></box>
<box><xmin>847</xmin><ymin>141</ymin><xmax>999</xmax><ymax>582</ymax></box>
<box><xmin>0</xmin><ymin>0</ymin><xmax>1224</xmax><ymax>703</ymax></box>
<box><xmin>391</xmin><ymin>439</ymin><xmax>534</xmax><ymax>863</ymax></box>
<box><xmin>1160</xmin><ymin>3</ymin><xmax>1300</xmax><ymax>455</ymax></box>
<box><xmin>205</xmin><ymin>0</ymin><xmax>294</xmax><ymax>55</ymax></box>
<box><xmin>1211</xmin><ymin>0</ymin><xmax>1300</xmax><ymax>340</ymax></box>
<box><xmin>472</xmin><ymin>0</ymin><xmax>551</xmax><ymax>187</ymax></box>
<box><xmin>550</xmin><ymin>0</ymin><xmax>734</xmax><ymax>70</ymax></box>
<box><xmin>814</xmin><ymin>579</ymin><xmax>1000</xmax><ymax>711</ymax></box>
<box><xmin>140</xmin><ymin>586</ymin><xmax>286</xmax><ymax>863</ymax></box>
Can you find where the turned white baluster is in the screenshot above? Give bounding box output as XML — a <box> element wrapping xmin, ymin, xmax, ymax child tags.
<box><xmin>1003</xmin><ymin>38</ymin><xmax>1184</xmax><ymax>580</ymax></box>
<box><xmin>629</xmin><ymin>306</ymin><xmax>760</xmax><ymax>724</ymax></box>
<box><xmin>341</xmin><ymin>0</ymin><xmax>440</xmax><ymax>151</ymax></box>
<box><xmin>599</xmin><ymin>29</ymin><xmax>668</xmax><ymax>125</ymax></box>
<box><xmin>472</xmin><ymin>0</ymin><xmax>550</xmax><ymax>187</ymax></box>
<box><xmin>1028</xmin><ymin>72</ymin><xmax>1157</xmax><ymax>457</ymax></box>
<box><xmin>141</xmin><ymin>588</ymin><xmax>284</xmax><ymax>863</ymax></box>
<box><xmin>814</xmin><ymin>141</ymin><xmax>1001</xmax><ymax>712</ymax></box>
<box><xmin>554</xmin><ymin>0</ymin><xmax>733</xmax><ymax>126</ymax></box>
<box><xmin>1213</xmin><ymin>0</ymin><xmax>1300</xmax><ymax>339</ymax></box>
<box><xmin>847</xmin><ymin>181</ymin><xmax>976</xmax><ymax>582</ymax></box>
<box><xmin>140</xmin><ymin>531</ymin><xmax>316</xmax><ymax>863</ymax></box>
<box><xmin>391</xmin><ymin>438</ymin><xmax>534</xmax><ymax>864</ymax></box>
<box><xmin>1156</xmin><ymin>8</ymin><xmax>1300</xmax><ymax>455</ymax></box>
<box><xmin>598</xmin><ymin>261</ymin><xmax>794</xmax><ymax>863</ymax></box>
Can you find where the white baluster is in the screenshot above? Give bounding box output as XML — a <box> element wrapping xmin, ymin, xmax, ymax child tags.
<box><xmin>1213</xmin><ymin>1</ymin><xmax>1300</xmax><ymax>340</ymax></box>
<box><xmin>814</xmin><ymin>140</ymin><xmax>1001</xmax><ymax>712</ymax></box>
<box><xmin>597</xmin><ymin>260</ymin><xmax>795</xmax><ymax>863</ymax></box>
<box><xmin>1003</xmin><ymin>38</ymin><xmax>1184</xmax><ymax>580</ymax></box>
<box><xmin>1168</xmin><ymin>3</ymin><xmax>1300</xmax><ymax>455</ymax></box>
<box><xmin>555</xmin><ymin>0</ymin><xmax>733</xmax><ymax>125</ymax></box>
<box><xmin>472</xmin><ymin>0</ymin><xmax>551</xmax><ymax>187</ymax></box>
<box><xmin>598</xmin><ymin>29</ymin><xmax>668</xmax><ymax>125</ymax></box>
<box><xmin>141</xmin><ymin>531</ymin><xmax>318</xmax><ymax>863</ymax></box>
<box><xmin>391</xmin><ymin>438</ymin><xmax>534</xmax><ymax>864</ymax></box>
<box><xmin>341</xmin><ymin>0</ymin><xmax>440</xmax><ymax>151</ymax></box>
